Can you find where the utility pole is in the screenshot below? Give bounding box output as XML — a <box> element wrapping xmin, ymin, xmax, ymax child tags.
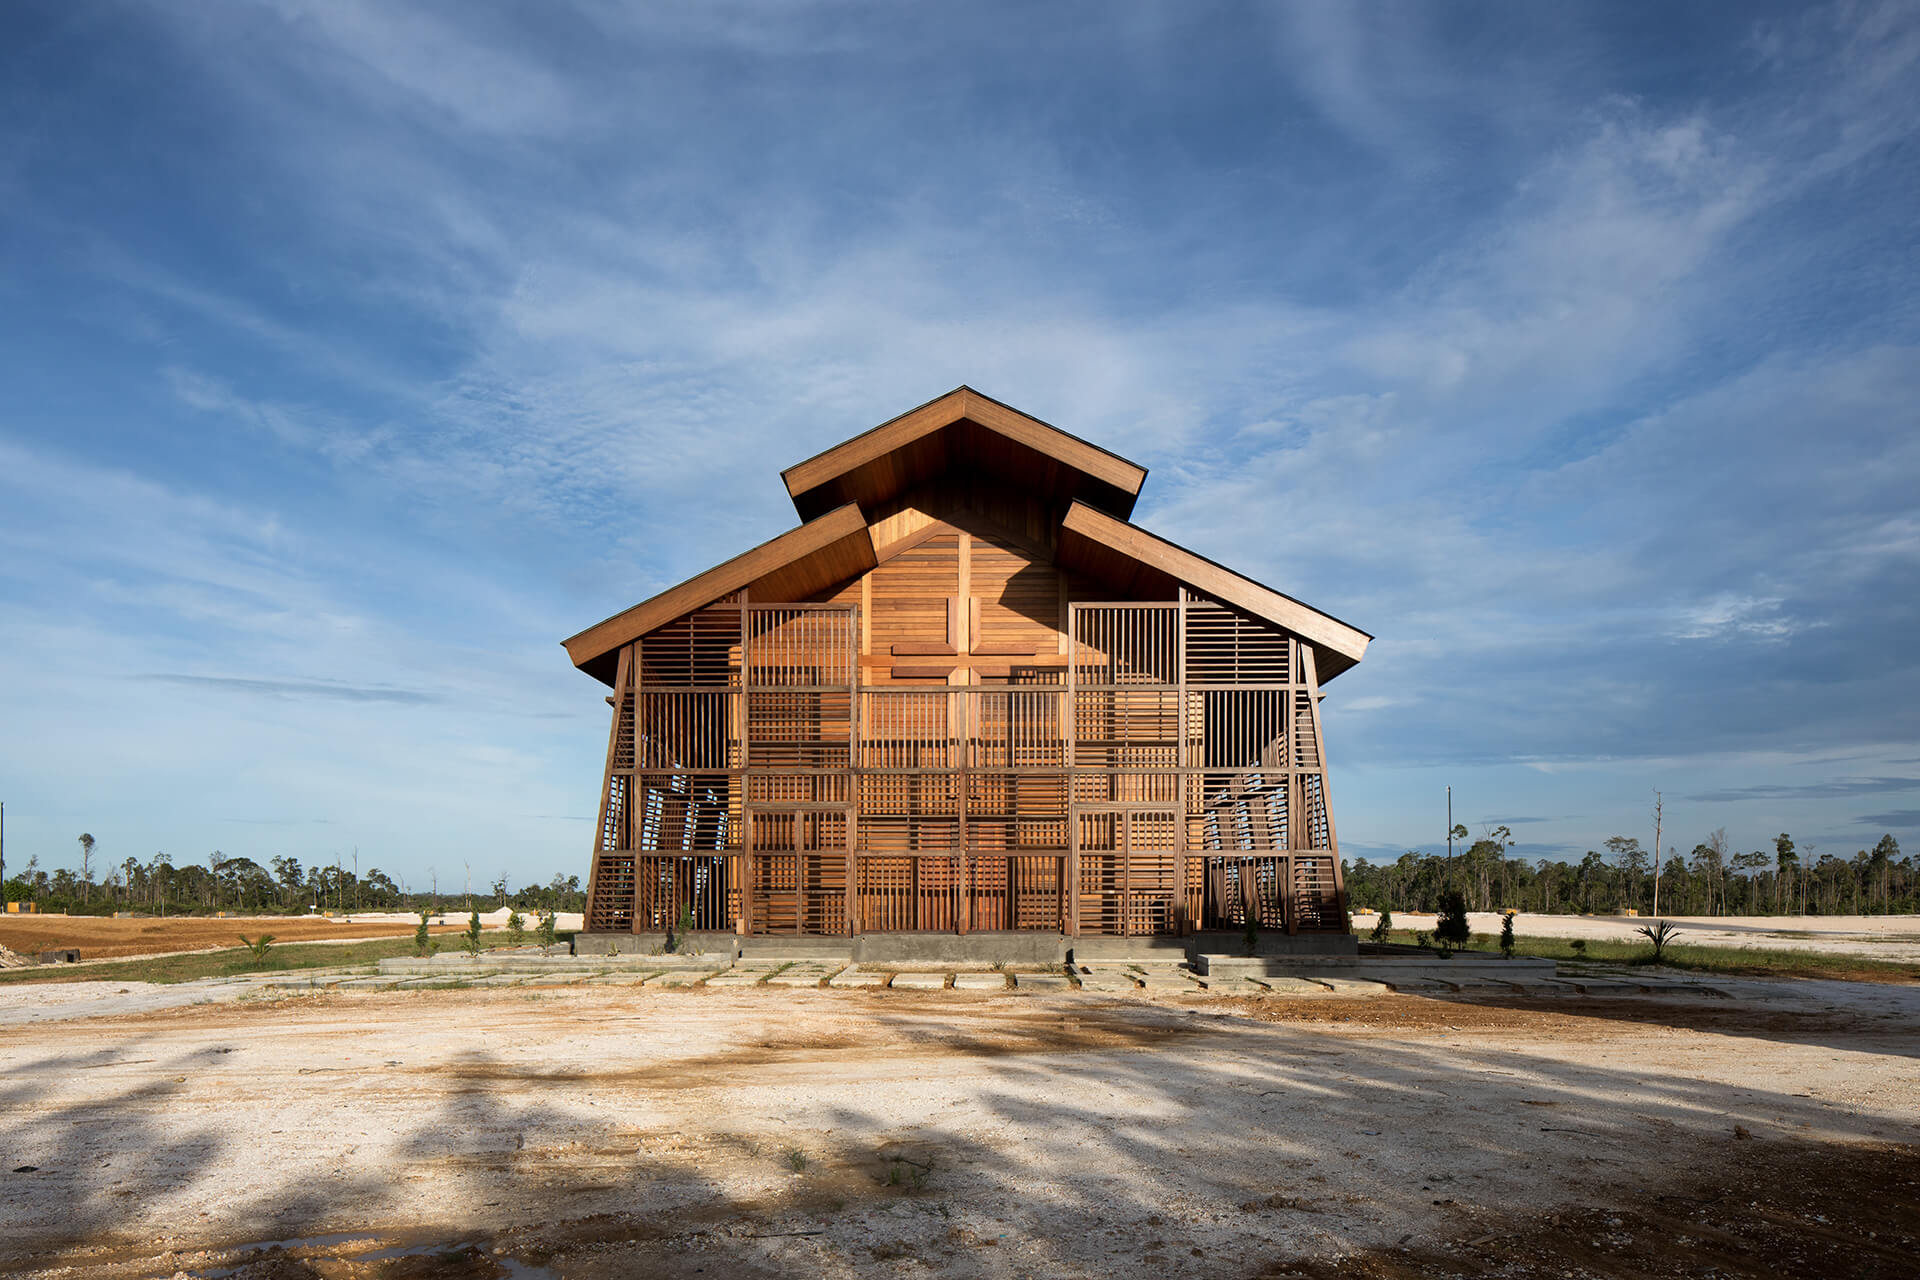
<box><xmin>1446</xmin><ymin>786</ymin><xmax>1453</xmax><ymax>860</ymax></box>
<box><xmin>1651</xmin><ymin>791</ymin><xmax>1663</xmax><ymax>918</ymax></box>
<box><xmin>1</xmin><ymin>800</ymin><xmax>6</xmax><ymax>903</ymax></box>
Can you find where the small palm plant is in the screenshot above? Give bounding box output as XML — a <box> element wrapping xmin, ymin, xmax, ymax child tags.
<box><xmin>537</xmin><ymin>909</ymin><xmax>557</xmax><ymax>951</ymax></box>
<box><xmin>238</xmin><ymin>934</ymin><xmax>275</xmax><ymax>964</ymax></box>
<box><xmin>1637</xmin><ymin>919</ymin><xmax>1683</xmax><ymax>963</ymax></box>
<box><xmin>414</xmin><ymin>908</ymin><xmax>433</xmax><ymax>957</ymax></box>
<box><xmin>463</xmin><ymin>910</ymin><xmax>484</xmax><ymax>958</ymax></box>
<box><xmin>506</xmin><ymin>908</ymin><xmax>526</xmax><ymax>947</ymax></box>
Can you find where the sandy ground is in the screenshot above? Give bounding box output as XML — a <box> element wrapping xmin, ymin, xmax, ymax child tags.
<box><xmin>1364</xmin><ymin>911</ymin><xmax>1920</xmax><ymax>963</ymax></box>
<box><xmin>2</xmin><ymin>978</ymin><xmax>1916</xmax><ymax>1278</ymax></box>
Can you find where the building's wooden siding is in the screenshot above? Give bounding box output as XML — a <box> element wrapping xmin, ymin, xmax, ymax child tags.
<box><xmin>582</xmin><ymin>492</ymin><xmax>1347</xmax><ymax>939</ymax></box>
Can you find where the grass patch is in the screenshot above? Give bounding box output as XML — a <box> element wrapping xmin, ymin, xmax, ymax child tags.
<box><xmin>0</xmin><ymin>931</ymin><xmax>516</xmax><ymax>987</ymax></box>
<box><xmin>1377</xmin><ymin>929</ymin><xmax>1918</xmax><ymax>984</ymax></box>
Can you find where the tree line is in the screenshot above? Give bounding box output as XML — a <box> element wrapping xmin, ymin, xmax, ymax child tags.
<box><xmin>2</xmin><ymin>834</ymin><xmax>586</xmax><ymax>916</ymax></box>
<box><xmin>1345</xmin><ymin>829</ymin><xmax>1913</xmax><ymax>917</ymax></box>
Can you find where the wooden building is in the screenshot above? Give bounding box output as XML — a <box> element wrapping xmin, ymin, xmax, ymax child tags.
<box><xmin>564</xmin><ymin>388</ymin><xmax>1370</xmax><ymax>944</ymax></box>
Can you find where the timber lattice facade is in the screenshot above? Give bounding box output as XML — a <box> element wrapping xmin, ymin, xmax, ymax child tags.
<box><xmin>564</xmin><ymin>388</ymin><xmax>1371</xmax><ymax>940</ymax></box>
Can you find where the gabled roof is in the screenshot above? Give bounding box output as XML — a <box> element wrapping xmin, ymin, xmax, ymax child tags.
<box><xmin>561</xmin><ymin>504</ymin><xmax>875</xmax><ymax>685</ymax></box>
<box><xmin>564</xmin><ymin>390</ymin><xmax>1371</xmax><ymax>685</ymax></box>
<box><xmin>1058</xmin><ymin>501</ymin><xmax>1372</xmax><ymax>681</ymax></box>
<box><xmin>781</xmin><ymin>386</ymin><xmax>1147</xmax><ymax>522</ymax></box>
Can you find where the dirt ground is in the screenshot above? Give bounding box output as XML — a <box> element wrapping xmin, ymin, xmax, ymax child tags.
<box><xmin>0</xmin><ymin>916</ymin><xmax>462</xmax><ymax>961</ymax></box>
<box><xmin>2</xmin><ymin>980</ymin><xmax>1916</xmax><ymax>1279</ymax></box>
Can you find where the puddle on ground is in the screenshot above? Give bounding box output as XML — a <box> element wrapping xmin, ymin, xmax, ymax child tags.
<box><xmin>193</xmin><ymin>1234</ymin><xmax>558</xmax><ymax>1278</ymax></box>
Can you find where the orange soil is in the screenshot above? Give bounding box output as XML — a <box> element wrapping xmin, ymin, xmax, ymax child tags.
<box><xmin>0</xmin><ymin>914</ymin><xmax>459</xmax><ymax>960</ymax></box>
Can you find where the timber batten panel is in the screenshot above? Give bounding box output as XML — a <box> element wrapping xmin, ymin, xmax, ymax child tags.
<box><xmin>571</xmin><ymin>391</ymin><xmax>1368</xmax><ymax>937</ymax></box>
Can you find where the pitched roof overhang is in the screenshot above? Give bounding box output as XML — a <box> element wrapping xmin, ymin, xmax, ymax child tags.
<box><xmin>1057</xmin><ymin>501</ymin><xmax>1372</xmax><ymax>682</ymax></box>
<box><xmin>561</xmin><ymin>503</ymin><xmax>876</xmax><ymax>685</ymax></box>
<box><xmin>781</xmin><ymin>386</ymin><xmax>1147</xmax><ymax>523</ymax></box>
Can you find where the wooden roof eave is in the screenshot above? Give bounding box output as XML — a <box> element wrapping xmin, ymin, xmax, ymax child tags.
<box><xmin>1057</xmin><ymin>501</ymin><xmax>1373</xmax><ymax>681</ymax></box>
<box><xmin>780</xmin><ymin>386</ymin><xmax>1149</xmax><ymax>522</ymax></box>
<box><xmin>562</xmin><ymin>503</ymin><xmax>877</xmax><ymax>685</ymax></box>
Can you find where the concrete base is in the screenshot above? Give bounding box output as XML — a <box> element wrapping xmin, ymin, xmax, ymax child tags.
<box><xmin>738</xmin><ymin>936</ymin><xmax>855</xmax><ymax>962</ymax></box>
<box><xmin>1066</xmin><ymin>935</ymin><xmax>1191</xmax><ymax>964</ymax></box>
<box><xmin>853</xmin><ymin>931</ymin><xmax>1063</xmax><ymax>966</ymax></box>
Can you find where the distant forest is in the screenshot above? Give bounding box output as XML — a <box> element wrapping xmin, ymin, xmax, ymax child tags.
<box><xmin>1346</xmin><ymin>829</ymin><xmax>1915</xmax><ymax>916</ymax></box>
<box><xmin>3</xmin><ymin>840</ymin><xmax>586</xmax><ymax>917</ymax></box>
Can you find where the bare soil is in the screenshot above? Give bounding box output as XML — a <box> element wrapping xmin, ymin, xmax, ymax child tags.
<box><xmin>0</xmin><ymin>915</ymin><xmax>458</xmax><ymax>961</ymax></box>
<box><xmin>2</xmin><ymin>981</ymin><xmax>1916</xmax><ymax>1278</ymax></box>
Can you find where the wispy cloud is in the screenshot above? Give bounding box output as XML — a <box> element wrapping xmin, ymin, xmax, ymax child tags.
<box><xmin>1689</xmin><ymin>778</ymin><xmax>1920</xmax><ymax>803</ymax></box>
<box><xmin>141</xmin><ymin>674</ymin><xmax>442</xmax><ymax>705</ymax></box>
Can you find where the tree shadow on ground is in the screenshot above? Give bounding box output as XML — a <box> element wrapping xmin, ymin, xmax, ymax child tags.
<box><xmin>1</xmin><ymin>987</ymin><xmax>1914</xmax><ymax>1278</ymax></box>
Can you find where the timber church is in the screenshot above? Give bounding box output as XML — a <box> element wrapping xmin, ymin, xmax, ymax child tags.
<box><xmin>564</xmin><ymin>388</ymin><xmax>1369</xmax><ymax>950</ymax></box>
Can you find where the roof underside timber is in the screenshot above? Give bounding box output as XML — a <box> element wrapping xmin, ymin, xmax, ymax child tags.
<box><xmin>781</xmin><ymin>386</ymin><xmax>1147</xmax><ymax>523</ymax></box>
<box><xmin>561</xmin><ymin>503</ymin><xmax>875</xmax><ymax>685</ymax></box>
<box><xmin>1056</xmin><ymin>502</ymin><xmax>1372</xmax><ymax>681</ymax></box>
<box><xmin>563</xmin><ymin>389</ymin><xmax>1371</xmax><ymax>686</ymax></box>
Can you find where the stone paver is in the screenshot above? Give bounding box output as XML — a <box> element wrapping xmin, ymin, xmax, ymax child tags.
<box><xmin>952</xmin><ymin>973</ymin><xmax>1009</xmax><ymax>991</ymax></box>
<box><xmin>890</xmin><ymin>972</ymin><xmax>948</xmax><ymax>990</ymax></box>
<box><xmin>828</xmin><ymin>969</ymin><xmax>890</xmax><ymax>988</ymax></box>
<box><xmin>650</xmin><ymin>969</ymin><xmax>720</xmax><ymax>987</ymax></box>
<box><xmin>586</xmin><ymin>973</ymin><xmax>656</xmax><ymax>986</ymax></box>
<box><xmin>766</xmin><ymin>968</ymin><xmax>836</xmax><ymax>988</ymax></box>
<box><xmin>704</xmin><ymin>969</ymin><xmax>774</xmax><ymax>988</ymax></box>
<box><xmin>1313</xmin><ymin>977</ymin><xmax>1391</xmax><ymax>996</ymax></box>
<box><xmin>1012</xmin><ymin>973</ymin><xmax>1072</xmax><ymax>991</ymax></box>
<box><xmin>1076</xmin><ymin>971</ymin><xmax>1142</xmax><ymax>993</ymax></box>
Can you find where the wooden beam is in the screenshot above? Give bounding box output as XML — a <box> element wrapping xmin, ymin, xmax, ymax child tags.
<box><xmin>1058</xmin><ymin>501</ymin><xmax>1371</xmax><ymax>679</ymax></box>
<box><xmin>562</xmin><ymin>504</ymin><xmax>875</xmax><ymax>683</ymax></box>
<box><xmin>780</xmin><ymin>386</ymin><xmax>1147</xmax><ymax>519</ymax></box>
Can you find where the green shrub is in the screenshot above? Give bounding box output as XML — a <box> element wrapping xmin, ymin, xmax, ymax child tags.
<box><xmin>1499</xmin><ymin>911</ymin><xmax>1516</xmax><ymax>959</ymax></box>
<box><xmin>1435</xmin><ymin>891</ymin><xmax>1472</xmax><ymax>954</ymax></box>
<box><xmin>1369</xmin><ymin>909</ymin><xmax>1393</xmax><ymax>944</ymax></box>
<box><xmin>506</xmin><ymin>909</ymin><xmax>526</xmax><ymax>946</ymax></box>
<box><xmin>463</xmin><ymin>911</ymin><xmax>484</xmax><ymax>957</ymax></box>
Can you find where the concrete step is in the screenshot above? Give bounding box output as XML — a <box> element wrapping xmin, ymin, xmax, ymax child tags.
<box><xmin>1013</xmin><ymin>973</ymin><xmax>1073</xmax><ymax>992</ymax></box>
<box><xmin>890</xmin><ymin>972</ymin><xmax>949</xmax><ymax>990</ymax></box>
<box><xmin>952</xmin><ymin>972</ymin><xmax>1010</xmax><ymax>991</ymax></box>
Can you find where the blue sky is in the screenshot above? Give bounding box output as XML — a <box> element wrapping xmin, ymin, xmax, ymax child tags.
<box><xmin>2</xmin><ymin>1</ymin><xmax>1916</xmax><ymax>890</ymax></box>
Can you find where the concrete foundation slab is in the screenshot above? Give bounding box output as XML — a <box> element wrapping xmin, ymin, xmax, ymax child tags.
<box><xmin>952</xmin><ymin>973</ymin><xmax>1009</xmax><ymax>991</ymax></box>
<box><xmin>828</xmin><ymin>969</ymin><xmax>890</xmax><ymax>988</ymax></box>
<box><xmin>703</xmin><ymin>969</ymin><xmax>772</xmax><ymax>987</ymax></box>
<box><xmin>1314</xmin><ymin>977</ymin><xmax>1391</xmax><ymax>996</ymax></box>
<box><xmin>650</xmin><ymin>970</ymin><xmax>719</xmax><ymax>987</ymax></box>
<box><xmin>1013</xmin><ymin>973</ymin><xmax>1072</xmax><ymax>992</ymax></box>
<box><xmin>890</xmin><ymin>972</ymin><xmax>948</xmax><ymax>990</ymax></box>
<box><xmin>586</xmin><ymin>973</ymin><xmax>656</xmax><ymax>986</ymax></box>
<box><xmin>766</xmin><ymin>969</ymin><xmax>835</xmax><ymax>988</ymax></box>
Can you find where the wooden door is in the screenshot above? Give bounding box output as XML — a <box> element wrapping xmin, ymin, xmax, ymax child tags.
<box><xmin>1073</xmin><ymin>806</ymin><xmax>1180</xmax><ymax>936</ymax></box>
